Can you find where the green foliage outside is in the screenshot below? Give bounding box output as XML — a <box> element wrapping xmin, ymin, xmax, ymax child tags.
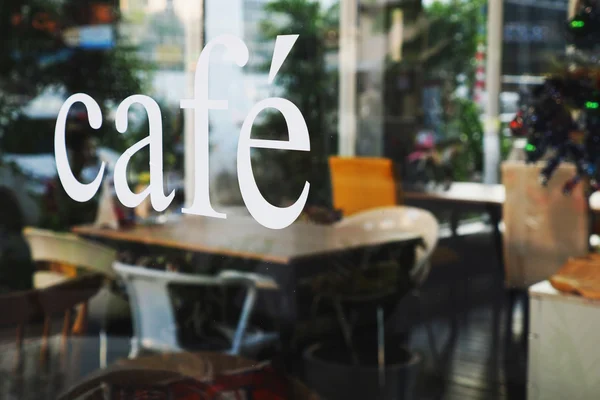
<box><xmin>446</xmin><ymin>98</ymin><xmax>483</xmax><ymax>181</ymax></box>
<box><xmin>125</xmin><ymin>102</ymin><xmax>183</xmax><ymax>176</ymax></box>
<box><xmin>252</xmin><ymin>0</ymin><xmax>339</xmax><ymax>207</ymax></box>
<box><xmin>0</xmin><ymin>0</ymin><xmax>153</xmax><ymax>230</ymax></box>
<box><xmin>0</xmin><ymin>0</ymin><xmax>152</xmax><ymax>153</ymax></box>
<box><xmin>423</xmin><ymin>0</ymin><xmax>487</xmax><ymax>181</ymax></box>
<box><xmin>424</xmin><ymin>0</ymin><xmax>484</xmax><ymax>93</ymax></box>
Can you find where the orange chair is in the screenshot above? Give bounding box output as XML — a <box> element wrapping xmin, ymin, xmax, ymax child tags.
<box><xmin>328</xmin><ymin>156</ymin><xmax>401</xmax><ymax>216</ymax></box>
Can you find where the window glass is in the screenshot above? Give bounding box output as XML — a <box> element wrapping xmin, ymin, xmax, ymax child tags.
<box><xmin>0</xmin><ymin>1</ymin><xmax>594</xmax><ymax>399</ymax></box>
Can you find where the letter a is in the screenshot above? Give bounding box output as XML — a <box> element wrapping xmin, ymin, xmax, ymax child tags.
<box><xmin>113</xmin><ymin>95</ymin><xmax>175</xmax><ymax>212</ymax></box>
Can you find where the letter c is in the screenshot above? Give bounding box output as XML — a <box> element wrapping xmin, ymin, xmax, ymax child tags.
<box><xmin>55</xmin><ymin>93</ymin><xmax>105</xmax><ymax>202</ymax></box>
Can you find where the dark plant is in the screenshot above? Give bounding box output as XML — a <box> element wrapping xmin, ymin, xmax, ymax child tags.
<box><xmin>0</xmin><ymin>0</ymin><xmax>151</xmax><ymax>154</ymax></box>
<box><xmin>0</xmin><ymin>0</ymin><xmax>151</xmax><ymax>231</ymax></box>
<box><xmin>423</xmin><ymin>0</ymin><xmax>485</xmax><ymax>95</ymax></box>
<box><xmin>251</xmin><ymin>0</ymin><xmax>339</xmax><ymax>207</ymax></box>
<box><xmin>509</xmin><ymin>0</ymin><xmax>600</xmax><ymax>193</ymax></box>
<box><xmin>447</xmin><ymin>98</ymin><xmax>484</xmax><ymax>181</ymax></box>
<box><xmin>423</xmin><ymin>0</ymin><xmax>487</xmax><ymax>181</ymax></box>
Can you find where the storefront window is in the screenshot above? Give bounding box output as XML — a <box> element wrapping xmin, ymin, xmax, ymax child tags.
<box><xmin>1</xmin><ymin>0</ymin><xmax>600</xmax><ymax>399</ymax></box>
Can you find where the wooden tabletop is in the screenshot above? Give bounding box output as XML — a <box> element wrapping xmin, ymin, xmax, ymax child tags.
<box><xmin>404</xmin><ymin>182</ymin><xmax>506</xmax><ymax>206</ymax></box>
<box><xmin>405</xmin><ymin>182</ymin><xmax>600</xmax><ymax>212</ymax></box>
<box><xmin>529</xmin><ymin>280</ymin><xmax>600</xmax><ymax>306</ymax></box>
<box><xmin>73</xmin><ymin>215</ymin><xmax>422</xmax><ymax>265</ymax></box>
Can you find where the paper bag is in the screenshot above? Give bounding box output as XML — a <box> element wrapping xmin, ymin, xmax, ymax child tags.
<box><xmin>94</xmin><ymin>179</ymin><xmax>119</xmax><ymax>229</ymax></box>
<box><xmin>502</xmin><ymin>161</ymin><xmax>589</xmax><ymax>289</ymax></box>
<box><xmin>134</xmin><ymin>184</ymin><xmax>151</xmax><ymax>220</ymax></box>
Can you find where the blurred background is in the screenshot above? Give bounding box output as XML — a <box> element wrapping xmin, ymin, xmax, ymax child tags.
<box><xmin>0</xmin><ymin>0</ymin><xmax>573</xmax><ymax>229</ymax></box>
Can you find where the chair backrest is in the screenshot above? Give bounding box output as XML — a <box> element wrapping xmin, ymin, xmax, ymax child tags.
<box><xmin>24</xmin><ymin>227</ymin><xmax>117</xmax><ymax>279</ymax></box>
<box><xmin>113</xmin><ymin>264</ymin><xmax>188</xmax><ymax>353</ymax></box>
<box><xmin>329</xmin><ymin>156</ymin><xmax>400</xmax><ymax>216</ymax></box>
<box><xmin>0</xmin><ymin>274</ymin><xmax>104</xmax><ymax>368</ymax></box>
<box><xmin>336</xmin><ymin>206</ymin><xmax>439</xmax><ymax>285</ymax></box>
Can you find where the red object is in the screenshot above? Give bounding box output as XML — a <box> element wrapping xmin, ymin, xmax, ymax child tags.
<box><xmin>11</xmin><ymin>11</ymin><xmax>60</xmax><ymax>34</ymax></box>
<box><xmin>90</xmin><ymin>4</ymin><xmax>115</xmax><ymax>24</ymax></box>
<box><xmin>113</xmin><ymin>200</ymin><xmax>134</xmax><ymax>229</ymax></box>
<box><xmin>110</xmin><ymin>366</ymin><xmax>292</xmax><ymax>399</ymax></box>
<box><xmin>408</xmin><ymin>150</ymin><xmax>429</xmax><ymax>163</ymax></box>
<box><xmin>509</xmin><ymin>111</ymin><xmax>526</xmax><ymax>136</ymax></box>
<box><xmin>414</xmin><ymin>132</ymin><xmax>435</xmax><ymax>150</ymax></box>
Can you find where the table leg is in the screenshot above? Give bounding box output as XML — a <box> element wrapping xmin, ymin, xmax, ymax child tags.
<box><xmin>487</xmin><ymin>205</ymin><xmax>504</xmax><ymax>278</ymax></box>
<box><xmin>450</xmin><ymin>207</ymin><xmax>460</xmax><ymax>237</ymax></box>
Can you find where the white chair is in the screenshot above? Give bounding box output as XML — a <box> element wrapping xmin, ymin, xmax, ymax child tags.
<box><xmin>113</xmin><ymin>262</ymin><xmax>280</xmax><ymax>358</ymax></box>
<box><xmin>335</xmin><ymin>205</ymin><xmax>439</xmax><ymax>287</ymax></box>
<box><xmin>331</xmin><ymin>206</ymin><xmax>442</xmax><ymax>366</ymax></box>
<box><xmin>24</xmin><ymin>227</ymin><xmax>118</xmax><ymax>288</ymax></box>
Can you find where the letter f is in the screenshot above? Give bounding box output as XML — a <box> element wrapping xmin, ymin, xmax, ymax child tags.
<box><xmin>180</xmin><ymin>35</ymin><xmax>249</xmax><ymax>218</ymax></box>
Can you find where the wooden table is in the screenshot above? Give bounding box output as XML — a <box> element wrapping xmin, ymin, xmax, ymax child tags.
<box><xmin>73</xmin><ymin>215</ymin><xmax>422</xmax><ymax>349</ymax></box>
<box><xmin>405</xmin><ymin>182</ymin><xmax>600</xmax><ymax>275</ymax></box>
<box><xmin>405</xmin><ymin>182</ymin><xmax>600</xmax><ymax>219</ymax></box>
<box><xmin>404</xmin><ymin>182</ymin><xmax>505</xmax><ymax>207</ymax></box>
<box><xmin>73</xmin><ymin>215</ymin><xmax>421</xmax><ymax>265</ymax></box>
<box><xmin>405</xmin><ymin>183</ymin><xmax>506</xmax><ymax>273</ymax></box>
<box><xmin>404</xmin><ymin>182</ymin><xmax>505</xmax><ymax>242</ymax></box>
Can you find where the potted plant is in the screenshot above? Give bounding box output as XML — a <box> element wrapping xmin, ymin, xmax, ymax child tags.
<box><xmin>301</xmin><ymin>253</ymin><xmax>422</xmax><ymax>400</ymax></box>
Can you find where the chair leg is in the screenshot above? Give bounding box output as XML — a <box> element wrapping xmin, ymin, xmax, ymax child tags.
<box><xmin>40</xmin><ymin>316</ymin><xmax>51</xmax><ymax>367</ymax></box>
<box><xmin>100</xmin><ymin>329</ymin><xmax>107</xmax><ymax>369</ymax></box>
<box><xmin>72</xmin><ymin>303</ymin><xmax>88</xmax><ymax>335</ymax></box>
<box><xmin>14</xmin><ymin>324</ymin><xmax>24</xmax><ymax>373</ymax></box>
<box><xmin>450</xmin><ymin>208</ymin><xmax>460</xmax><ymax>238</ymax></box>
<box><xmin>129</xmin><ymin>337</ymin><xmax>140</xmax><ymax>359</ymax></box>
<box><xmin>377</xmin><ymin>306</ymin><xmax>386</xmax><ymax>389</ymax></box>
<box><xmin>506</xmin><ymin>288</ymin><xmax>518</xmax><ymax>341</ymax></box>
<box><xmin>413</xmin><ymin>291</ymin><xmax>445</xmax><ymax>369</ymax></box>
<box><xmin>230</xmin><ymin>286</ymin><xmax>257</xmax><ymax>355</ymax></box>
<box><xmin>100</xmin><ymin>282</ymin><xmax>110</xmax><ymax>369</ymax></box>
<box><xmin>333</xmin><ymin>298</ymin><xmax>359</xmax><ymax>365</ymax></box>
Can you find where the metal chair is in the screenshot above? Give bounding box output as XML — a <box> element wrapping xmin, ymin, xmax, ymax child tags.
<box><xmin>113</xmin><ymin>262</ymin><xmax>280</xmax><ymax>358</ymax></box>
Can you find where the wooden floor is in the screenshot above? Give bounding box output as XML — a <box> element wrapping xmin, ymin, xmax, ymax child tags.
<box><xmin>0</xmin><ymin>229</ymin><xmax>528</xmax><ymax>400</ymax></box>
<box><xmin>401</xmin><ymin>231</ymin><xmax>528</xmax><ymax>400</ymax></box>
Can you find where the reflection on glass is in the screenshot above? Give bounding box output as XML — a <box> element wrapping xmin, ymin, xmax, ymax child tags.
<box><xmin>0</xmin><ymin>1</ymin><xmax>576</xmax><ymax>399</ymax></box>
